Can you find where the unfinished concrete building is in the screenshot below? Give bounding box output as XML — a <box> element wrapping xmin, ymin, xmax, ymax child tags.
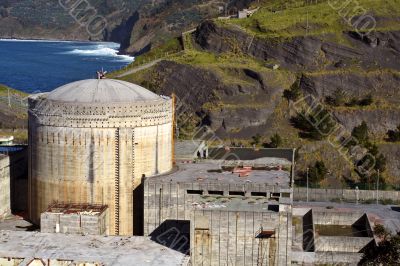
<box><xmin>41</xmin><ymin>203</ymin><xmax>108</xmax><ymax>235</ymax></box>
<box><xmin>144</xmin><ymin>148</ymin><xmax>295</xmax><ymax>265</ymax></box>
<box><xmin>28</xmin><ymin>79</ymin><xmax>173</xmax><ymax>235</ymax></box>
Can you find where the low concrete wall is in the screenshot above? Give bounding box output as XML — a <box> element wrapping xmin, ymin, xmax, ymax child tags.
<box><xmin>0</xmin><ymin>155</ymin><xmax>11</xmax><ymax>218</ymax></box>
<box><xmin>313</xmin><ymin>210</ymin><xmax>364</xmax><ymax>226</ymax></box>
<box><xmin>0</xmin><ymin>148</ymin><xmax>28</xmax><ymax>218</ymax></box>
<box><xmin>41</xmin><ymin>211</ymin><xmax>108</xmax><ymax>235</ymax></box>
<box><xmin>294</xmin><ymin>187</ymin><xmax>400</xmax><ymax>203</ymax></box>
<box><xmin>315</xmin><ymin>236</ymin><xmax>373</xmax><ymax>252</ymax></box>
<box><xmin>292</xmin><ymin>251</ymin><xmax>363</xmax><ymax>265</ymax></box>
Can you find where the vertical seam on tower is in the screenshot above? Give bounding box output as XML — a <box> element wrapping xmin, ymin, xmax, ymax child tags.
<box><xmin>132</xmin><ymin>129</ymin><xmax>135</xmax><ymax>184</ymax></box>
<box><xmin>115</xmin><ymin>128</ymin><xmax>120</xmax><ymax>235</ymax></box>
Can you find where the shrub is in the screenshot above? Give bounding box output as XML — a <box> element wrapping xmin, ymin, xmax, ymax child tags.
<box><xmin>359</xmin><ymin>94</ymin><xmax>373</xmax><ymax>106</ymax></box>
<box><xmin>351</xmin><ymin>121</ymin><xmax>369</xmax><ymax>145</ymax></box>
<box><xmin>291</xmin><ymin>108</ymin><xmax>336</xmax><ymax>140</ymax></box>
<box><xmin>267</xmin><ymin>133</ymin><xmax>282</xmax><ymax>148</ymax></box>
<box><xmin>308</xmin><ymin>161</ymin><xmax>328</xmax><ymax>183</ymax></box>
<box><xmin>387</xmin><ymin>125</ymin><xmax>400</xmax><ymax>142</ymax></box>
<box><xmin>325</xmin><ymin>88</ymin><xmax>348</xmax><ymax>106</ymax></box>
<box><xmin>361</xmin><ymin>225</ymin><xmax>400</xmax><ymax>265</ymax></box>
<box><xmin>251</xmin><ymin>133</ymin><xmax>262</xmax><ymax>146</ymax></box>
<box><xmin>283</xmin><ymin>77</ymin><xmax>301</xmax><ymax>102</ymax></box>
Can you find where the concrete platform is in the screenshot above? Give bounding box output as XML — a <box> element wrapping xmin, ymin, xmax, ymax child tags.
<box><xmin>0</xmin><ymin>230</ymin><xmax>186</xmax><ymax>265</ymax></box>
<box><xmin>151</xmin><ymin>161</ymin><xmax>291</xmax><ymax>187</ymax></box>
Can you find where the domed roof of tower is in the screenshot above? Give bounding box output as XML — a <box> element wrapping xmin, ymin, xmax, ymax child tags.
<box><xmin>47</xmin><ymin>79</ymin><xmax>161</xmax><ymax>103</ymax></box>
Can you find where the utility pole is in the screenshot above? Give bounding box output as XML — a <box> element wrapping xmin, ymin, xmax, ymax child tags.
<box><xmin>376</xmin><ymin>170</ymin><xmax>380</xmax><ymax>204</ymax></box>
<box><xmin>306</xmin><ymin>167</ymin><xmax>309</xmax><ymax>202</ymax></box>
<box><xmin>355</xmin><ymin>186</ymin><xmax>359</xmax><ymax>205</ymax></box>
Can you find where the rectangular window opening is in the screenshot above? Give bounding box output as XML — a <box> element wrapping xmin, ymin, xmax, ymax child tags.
<box><xmin>251</xmin><ymin>192</ymin><xmax>267</xmax><ymax>197</ymax></box>
<box><xmin>229</xmin><ymin>191</ymin><xmax>245</xmax><ymax>196</ymax></box>
<box><xmin>208</xmin><ymin>190</ymin><xmax>224</xmax><ymax>196</ymax></box>
<box><xmin>187</xmin><ymin>190</ymin><xmax>203</xmax><ymax>195</ymax></box>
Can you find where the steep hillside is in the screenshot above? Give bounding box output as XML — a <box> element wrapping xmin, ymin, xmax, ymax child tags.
<box><xmin>115</xmin><ymin>0</ymin><xmax>400</xmax><ymax>187</ymax></box>
<box><xmin>0</xmin><ymin>84</ymin><xmax>28</xmax><ymax>143</ymax></box>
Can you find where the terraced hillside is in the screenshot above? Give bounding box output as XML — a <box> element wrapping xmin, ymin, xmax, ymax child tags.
<box><xmin>115</xmin><ymin>0</ymin><xmax>400</xmax><ymax>187</ymax></box>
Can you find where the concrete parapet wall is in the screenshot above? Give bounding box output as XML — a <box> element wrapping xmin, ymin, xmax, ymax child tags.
<box><xmin>41</xmin><ymin>210</ymin><xmax>108</xmax><ymax>235</ymax></box>
<box><xmin>294</xmin><ymin>187</ymin><xmax>400</xmax><ymax>202</ymax></box>
<box><xmin>292</xmin><ymin>251</ymin><xmax>363</xmax><ymax>265</ymax></box>
<box><xmin>313</xmin><ymin>211</ymin><xmax>364</xmax><ymax>226</ymax></box>
<box><xmin>315</xmin><ymin>236</ymin><xmax>373</xmax><ymax>252</ymax></box>
<box><xmin>29</xmin><ymin>97</ymin><xmax>173</xmax><ymax>128</ymax></box>
<box><xmin>0</xmin><ymin>155</ymin><xmax>11</xmax><ymax>218</ymax></box>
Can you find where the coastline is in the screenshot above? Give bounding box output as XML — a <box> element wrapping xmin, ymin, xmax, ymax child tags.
<box><xmin>0</xmin><ymin>37</ymin><xmax>131</xmax><ymax>56</ymax></box>
<box><xmin>0</xmin><ymin>40</ymin><xmax>134</xmax><ymax>93</ymax></box>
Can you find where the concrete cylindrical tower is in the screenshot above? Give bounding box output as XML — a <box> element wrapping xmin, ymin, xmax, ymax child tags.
<box><xmin>28</xmin><ymin>79</ymin><xmax>173</xmax><ymax>235</ymax></box>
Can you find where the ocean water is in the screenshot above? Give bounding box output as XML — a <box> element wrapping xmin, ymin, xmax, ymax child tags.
<box><xmin>0</xmin><ymin>40</ymin><xmax>134</xmax><ymax>94</ymax></box>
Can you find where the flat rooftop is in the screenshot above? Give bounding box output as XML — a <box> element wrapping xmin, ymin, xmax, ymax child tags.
<box><xmin>0</xmin><ymin>230</ymin><xmax>186</xmax><ymax>266</ymax></box>
<box><xmin>192</xmin><ymin>196</ymin><xmax>281</xmax><ymax>212</ymax></box>
<box><xmin>45</xmin><ymin>203</ymin><xmax>107</xmax><ymax>215</ymax></box>
<box><xmin>149</xmin><ymin>161</ymin><xmax>291</xmax><ymax>187</ymax></box>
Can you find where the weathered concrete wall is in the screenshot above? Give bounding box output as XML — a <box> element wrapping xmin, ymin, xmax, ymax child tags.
<box><xmin>191</xmin><ymin>210</ymin><xmax>283</xmax><ymax>266</ymax></box>
<box><xmin>28</xmin><ymin>97</ymin><xmax>173</xmax><ymax>236</ymax></box>
<box><xmin>144</xmin><ymin>180</ymin><xmax>293</xmax><ymax>265</ymax></box>
<box><xmin>294</xmin><ymin>187</ymin><xmax>400</xmax><ymax>202</ymax></box>
<box><xmin>315</xmin><ymin>236</ymin><xmax>373</xmax><ymax>252</ymax></box>
<box><xmin>292</xmin><ymin>251</ymin><xmax>363</xmax><ymax>265</ymax></box>
<box><xmin>144</xmin><ymin>180</ymin><xmax>289</xmax><ymax>235</ymax></box>
<box><xmin>41</xmin><ymin>210</ymin><xmax>107</xmax><ymax>235</ymax></box>
<box><xmin>313</xmin><ymin>210</ymin><xmax>364</xmax><ymax>226</ymax></box>
<box><xmin>0</xmin><ymin>155</ymin><xmax>11</xmax><ymax>219</ymax></box>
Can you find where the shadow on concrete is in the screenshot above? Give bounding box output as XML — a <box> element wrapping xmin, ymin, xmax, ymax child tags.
<box><xmin>391</xmin><ymin>206</ymin><xmax>400</xmax><ymax>212</ymax></box>
<box><xmin>5</xmin><ymin>147</ymin><xmax>28</xmax><ymax>217</ymax></box>
<box><xmin>133</xmin><ymin>178</ymin><xmax>144</xmax><ymax>236</ymax></box>
<box><xmin>149</xmin><ymin>220</ymin><xmax>190</xmax><ymax>255</ymax></box>
<box><xmin>303</xmin><ymin>210</ymin><xmax>315</xmax><ymax>252</ymax></box>
<box><xmin>15</xmin><ymin>223</ymin><xmax>39</xmax><ymax>231</ymax></box>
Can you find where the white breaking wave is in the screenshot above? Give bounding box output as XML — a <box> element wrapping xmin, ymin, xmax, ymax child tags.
<box><xmin>66</xmin><ymin>43</ymin><xmax>134</xmax><ymax>62</ymax></box>
<box><xmin>0</xmin><ymin>38</ymin><xmax>75</xmax><ymax>43</ymax></box>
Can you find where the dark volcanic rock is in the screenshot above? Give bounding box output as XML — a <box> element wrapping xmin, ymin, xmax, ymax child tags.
<box><xmin>147</xmin><ymin>61</ymin><xmax>284</xmax><ymax>138</ymax></box>
<box><xmin>195</xmin><ymin>21</ymin><xmax>324</xmax><ymax>70</ymax></box>
<box><xmin>300</xmin><ymin>71</ymin><xmax>400</xmax><ymax>104</ymax></box>
<box><xmin>379</xmin><ymin>143</ymin><xmax>400</xmax><ymax>180</ymax></box>
<box><xmin>195</xmin><ymin>21</ymin><xmax>400</xmax><ymax>71</ymax></box>
<box><xmin>333</xmin><ymin>109</ymin><xmax>400</xmax><ymax>135</ymax></box>
<box><xmin>152</xmin><ymin>61</ymin><xmax>221</xmax><ymax>111</ymax></box>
